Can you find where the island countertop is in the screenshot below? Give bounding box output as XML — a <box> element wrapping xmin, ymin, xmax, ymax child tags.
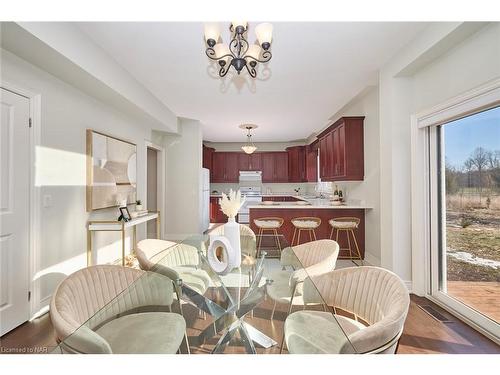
<box><xmin>248</xmin><ymin>197</ymin><xmax>372</xmax><ymax>210</ymax></box>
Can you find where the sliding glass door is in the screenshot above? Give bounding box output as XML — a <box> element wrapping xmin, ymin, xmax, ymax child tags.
<box><xmin>430</xmin><ymin>106</ymin><xmax>499</xmax><ymax>338</ymax></box>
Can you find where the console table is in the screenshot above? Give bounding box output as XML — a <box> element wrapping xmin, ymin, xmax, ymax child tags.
<box><xmin>86</xmin><ymin>211</ymin><xmax>161</xmax><ymax>266</ymax></box>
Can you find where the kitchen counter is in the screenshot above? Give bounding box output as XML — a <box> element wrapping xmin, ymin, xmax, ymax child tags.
<box><xmin>249</xmin><ymin>199</ymin><xmax>369</xmax><ymax>259</ymax></box>
<box><xmin>248</xmin><ymin>197</ymin><xmax>371</xmax><ymax>210</ymax></box>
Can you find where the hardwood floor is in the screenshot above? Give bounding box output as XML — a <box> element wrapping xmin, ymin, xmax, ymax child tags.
<box><xmin>1</xmin><ymin>294</ymin><xmax>498</xmax><ymax>354</ymax></box>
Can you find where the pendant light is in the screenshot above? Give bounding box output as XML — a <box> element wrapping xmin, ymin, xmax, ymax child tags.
<box><xmin>239</xmin><ymin>124</ymin><xmax>258</xmax><ymax>154</ymax></box>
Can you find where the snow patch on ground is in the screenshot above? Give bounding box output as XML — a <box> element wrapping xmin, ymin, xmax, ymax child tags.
<box><xmin>447</xmin><ymin>250</ymin><xmax>500</xmax><ymax>269</ymax></box>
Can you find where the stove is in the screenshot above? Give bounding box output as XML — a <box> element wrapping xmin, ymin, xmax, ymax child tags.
<box><xmin>238</xmin><ymin>186</ymin><xmax>262</xmax><ymax>223</ymax></box>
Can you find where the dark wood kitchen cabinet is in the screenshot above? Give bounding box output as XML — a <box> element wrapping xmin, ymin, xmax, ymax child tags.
<box><xmin>306</xmin><ymin>142</ymin><xmax>318</xmax><ymax>182</ymax></box>
<box><xmin>262</xmin><ymin>152</ymin><xmax>289</xmax><ymax>183</ymax></box>
<box><xmin>202</xmin><ymin>145</ymin><xmax>214</xmax><ymax>170</ymax></box>
<box><xmin>286</xmin><ymin>146</ymin><xmax>307</xmax><ymax>182</ymax></box>
<box><xmin>318</xmin><ymin>116</ymin><xmax>364</xmax><ymax>181</ymax></box>
<box><xmin>211</xmin><ymin>152</ymin><xmax>239</xmax><ymax>183</ymax></box>
<box><xmin>237</xmin><ymin>153</ymin><xmax>262</xmax><ymax>171</ymax></box>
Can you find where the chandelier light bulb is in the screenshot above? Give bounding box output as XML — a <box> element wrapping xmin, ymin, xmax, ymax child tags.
<box><xmin>204</xmin><ymin>23</ymin><xmax>221</xmax><ymax>47</ymax></box>
<box><xmin>255</xmin><ymin>23</ymin><xmax>273</xmax><ymax>49</ymax></box>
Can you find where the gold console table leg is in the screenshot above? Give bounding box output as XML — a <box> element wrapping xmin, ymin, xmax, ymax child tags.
<box><xmin>87</xmin><ymin>228</ymin><xmax>92</xmax><ymax>266</ymax></box>
<box><xmin>121</xmin><ymin>222</ymin><xmax>125</xmax><ymax>266</ymax></box>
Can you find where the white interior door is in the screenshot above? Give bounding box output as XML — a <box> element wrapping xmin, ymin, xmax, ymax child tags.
<box><xmin>0</xmin><ymin>88</ymin><xmax>31</xmax><ymax>336</ymax></box>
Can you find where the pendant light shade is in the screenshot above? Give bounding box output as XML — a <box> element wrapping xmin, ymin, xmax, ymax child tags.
<box><xmin>255</xmin><ymin>23</ymin><xmax>273</xmax><ymax>47</ymax></box>
<box><xmin>239</xmin><ymin>124</ymin><xmax>258</xmax><ymax>154</ymax></box>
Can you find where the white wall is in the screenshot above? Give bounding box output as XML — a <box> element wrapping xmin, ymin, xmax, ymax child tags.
<box><xmin>163</xmin><ymin>118</ymin><xmax>203</xmax><ymax>238</ymax></box>
<box><xmin>378</xmin><ymin>22</ymin><xmax>500</xmax><ymax>288</ymax></box>
<box><xmin>327</xmin><ymin>87</ymin><xmax>381</xmax><ymax>265</ymax></box>
<box><xmin>1</xmin><ymin>48</ymin><xmax>169</xmax><ymax>308</ymax></box>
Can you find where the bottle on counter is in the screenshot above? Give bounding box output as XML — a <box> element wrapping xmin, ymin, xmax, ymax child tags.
<box><xmin>333</xmin><ymin>185</ymin><xmax>339</xmax><ymax>201</ymax></box>
<box><xmin>338</xmin><ymin>189</ymin><xmax>343</xmax><ymax>201</ymax></box>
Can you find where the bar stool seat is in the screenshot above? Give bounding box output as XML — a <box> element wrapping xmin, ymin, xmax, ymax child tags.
<box><xmin>254</xmin><ymin>219</ymin><xmax>282</xmax><ymax>229</ymax></box>
<box><xmin>328</xmin><ymin>219</ymin><xmax>358</xmax><ymax>229</ymax></box>
<box><xmin>254</xmin><ymin>217</ymin><xmax>284</xmax><ymax>257</ymax></box>
<box><xmin>291</xmin><ymin>217</ymin><xmax>321</xmax><ymax>246</ymax></box>
<box><xmin>328</xmin><ymin>217</ymin><xmax>362</xmax><ymax>263</ymax></box>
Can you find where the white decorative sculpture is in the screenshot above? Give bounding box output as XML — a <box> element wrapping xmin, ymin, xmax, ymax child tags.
<box><xmin>207</xmin><ymin>236</ymin><xmax>238</xmax><ymax>275</ymax></box>
<box><xmin>219</xmin><ymin>189</ymin><xmax>245</xmax><ymax>269</ymax></box>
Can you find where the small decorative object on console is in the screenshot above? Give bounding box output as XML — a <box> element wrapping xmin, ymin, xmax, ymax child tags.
<box><xmin>135</xmin><ymin>199</ymin><xmax>143</xmax><ymax>210</ymax></box>
<box><xmin>220</xmin><ymin>189</ymin><xmax>245</xmax><ymax>268</ymax></box>
<box><xmin>118</xmin><ymin>206</ymin><xmax>131</xmax><ymax>222</ymax></box>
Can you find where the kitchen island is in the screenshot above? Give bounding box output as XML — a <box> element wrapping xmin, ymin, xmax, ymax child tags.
<box><xmin>249</xmin><ymin>198</ymin><xmax>371</xmax><ymax>259</ymax></box>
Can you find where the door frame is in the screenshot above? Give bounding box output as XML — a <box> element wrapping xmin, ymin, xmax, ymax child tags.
<box><xmin>410</xmin><ymin>77</ymin><xmax>500</xmax><ymax>344</ymax></box>
<box><xmin>1</xmin><ymin>81</ymin><xmax>42</xmax><ymax>320</ymax></box>
<box><xmin>145</xmin><ymin>140</ymin><xmax>165</xmax><ymax>239</ymax></box>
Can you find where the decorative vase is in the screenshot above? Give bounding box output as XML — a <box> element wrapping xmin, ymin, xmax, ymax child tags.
<box><xmin>223</xmin><ymin>217</ymin><xmax>241</xmax><ymax>268</ymax></box>
<box><xmin>207</xmin><ymin>236</ymin><xmax>237</xmax><ymax>275</ymax></box>
<box><xmin>136</xmin><ymin>204</ymin><xmax>143</xmax><ymax>210</ymax></box>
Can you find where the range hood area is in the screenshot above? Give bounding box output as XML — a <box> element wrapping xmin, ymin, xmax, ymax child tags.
<box><xmin>239</xmin><ymin>171</ymin><xmax>262</xmax><ymax>182</ymax></box>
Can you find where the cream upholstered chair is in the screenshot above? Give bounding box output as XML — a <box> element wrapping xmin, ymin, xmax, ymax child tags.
<box><xmin>50</xmin><ymin>265</ymin><xmax>187</xmax><ymax>354</ymax></box>
<box><xmin>266</xmin><ymin>239</ymin><xmax>339</xmax><ymax>320</ymax></box>
<box><xmin>136</xmin><ymin>239</ymin><xmax>211</xmax><ymax>297</ymax></box>
<box><xmin>284</xmin><ymin>266</ymin><xmax>410</xmax><ymax>354</ymax></box>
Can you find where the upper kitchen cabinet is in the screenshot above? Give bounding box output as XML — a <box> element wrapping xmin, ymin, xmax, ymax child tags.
<box><xmin>318</xmin><ymin>116</ymin><xmax>364</xmax><ymax>181</ymax></box>
<box><xmin>238</xmin><ymin>153</ymin><xmax>262</xmax><ymax>171</ymax></box>
<box><xmin>211</xmin><ymin>152</ymin><xmax>239</xmax><ymax>182</ymax></box>
<box><xmin>286</xmin><ymin>146</ymin><xmax>307</xmax><ymax>182</ymax></box>
<box><xmin>262</xmin><ymin>152</ymin><xmax>289</xmax><ymax>182</ymax></box>
<box><xmin>202</xmin><ymin>145</ymin><xmax>214</xmax><ymax>170</ymax></box>
<box><xmin>306</xmin><ymin>142</ymin><xmax>318</xmax><ymax>182</ymax></box>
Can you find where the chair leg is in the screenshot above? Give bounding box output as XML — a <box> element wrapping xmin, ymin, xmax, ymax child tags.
<box><xmin>274</xmin><ymin>229</ymin><xmax>282</xmax><ymax>255</ymax></box>
<box><xmin>309</xmin><ymin>229</ymin><xmax>312</xmax><ymax>242</ymax></box>
<box><xmin>279</xmin><ymin>332</ymin><xmax>287</xmax><ymax>354</ymax></box>
<box><xmin>291</xmin><ymin>227</ymin><xmax>297</xmax><ymax>246</ymax></box>
<box><xmin>346</xmin><ymin>229</ymin><xmax>352</xmax><ymax>259</ymax></box>
<box><xmin>184</xmin><ymin>331</ymin><xmax>191</xmax><ymax>354</ymax></box>
<box><xmin>329</xmin><ymin>226</ymin><xmax>334</xmax><ymax>240</ymax></box>
<box><xmin>270</xmin><ymin>300</ymin><xmax>277</xmax><ymax>320</ymax></box>
<box><xmin>312</xmin><ymin>229</ymin><xmax>317</xmax><ymax>241</ymax></box>
<box><xmin>257</xmin><ymin>228</ymin><xmax>263</xmax><ymax>257</ymax></box>
<box><xmin>351</xmin><ymin>229</ymin><xmax>363</xmax><ymax>264</ymax></box>
<box><xmin>297</xmin><ymin>229</ymin><xmax>302</xmax><ymax>245</ymax></box>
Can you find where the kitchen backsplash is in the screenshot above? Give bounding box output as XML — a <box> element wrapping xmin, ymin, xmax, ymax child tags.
<box><xmin>210</xmin><ymin>181</ymin><xmax>368</xmax><ymax>204</ymax></box>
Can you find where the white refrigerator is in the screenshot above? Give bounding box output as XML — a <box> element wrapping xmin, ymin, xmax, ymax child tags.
<box><xmin>201</xmin><ymin>168</ymin><xmax>210</xmax><ymax>232</ymax></box>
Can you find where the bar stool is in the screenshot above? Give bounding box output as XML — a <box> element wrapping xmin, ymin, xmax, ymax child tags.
<box><xmin>328</xmin><ymin>217</ymin><xmax>362</xmax><ymax>263</ymax></box>
<box><xmin>253</xmin><ymin>217</ymin><xmax>284</xmax><ymax>257</ymax></box>
<box><xmin>291</xmin><ymin>217</ymin><xmax>321</xmax><ymax>246</ymax></box>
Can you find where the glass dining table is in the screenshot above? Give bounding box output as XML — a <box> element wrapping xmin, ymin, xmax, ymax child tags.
<box><xmin>53</xmin><ymin>232</ymin><xmax>356</xmax><ymax>354</ymax></box>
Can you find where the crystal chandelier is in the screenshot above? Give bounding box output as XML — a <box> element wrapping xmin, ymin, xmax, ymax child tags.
<box><xmin>204</xmin><ymin>22</ymin><xmax>273</xmax><ymax>78</ymax></box>
<box><xmin>240</xmin><ymin>124</ymin><xmax>258</xmax><ymax>154</ymax></box>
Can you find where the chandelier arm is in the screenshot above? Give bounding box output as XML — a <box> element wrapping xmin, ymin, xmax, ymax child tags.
<box><xmin>244</xmin><ymin>50</ymin><xmax>273</xmax><ymax>64</ymax></box>
<box><xmin>244</xmin><ymin>63</ymin><xmax>257</xmax><ymax>78</ymax></box>
<box><xmin>219</xmin><ymin>63</ymin><xmax>232</xmax><ymax>77</ymax></box>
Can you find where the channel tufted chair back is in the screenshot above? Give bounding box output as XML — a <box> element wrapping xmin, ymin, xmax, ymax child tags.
<box><xmin>50</xmin><ymin>265</ymin><xmax>173</xmax><ymax>341</ymax></box>
<box><xmin>303</xmin><ymin>266</ymin><xmax>410</xmax><ymax>353</ymax></box>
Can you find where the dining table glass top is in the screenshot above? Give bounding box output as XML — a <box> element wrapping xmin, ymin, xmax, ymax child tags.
<box><xmin>53</xmin><ymin>232</ymin><xmax>356</xmax><ymax>354</ymax></box>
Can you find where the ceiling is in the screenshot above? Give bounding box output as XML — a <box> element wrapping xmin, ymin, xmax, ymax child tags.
<box><xmin>76</xmin><ymin>22</ymin><xmax>428</xmax><ymax>142</ymax></box>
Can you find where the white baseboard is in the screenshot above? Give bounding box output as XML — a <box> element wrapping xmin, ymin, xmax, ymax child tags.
<box><xmin>404</xmin><ymin>281</ymin><xmax>413</xmax><ymax>292</ymax></box>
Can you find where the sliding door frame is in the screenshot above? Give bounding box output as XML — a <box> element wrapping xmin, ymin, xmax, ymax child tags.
<box><xmin>411</xmin><ymin>78</ymin><xmax>500</xmax><ymax>344</ymax></box>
